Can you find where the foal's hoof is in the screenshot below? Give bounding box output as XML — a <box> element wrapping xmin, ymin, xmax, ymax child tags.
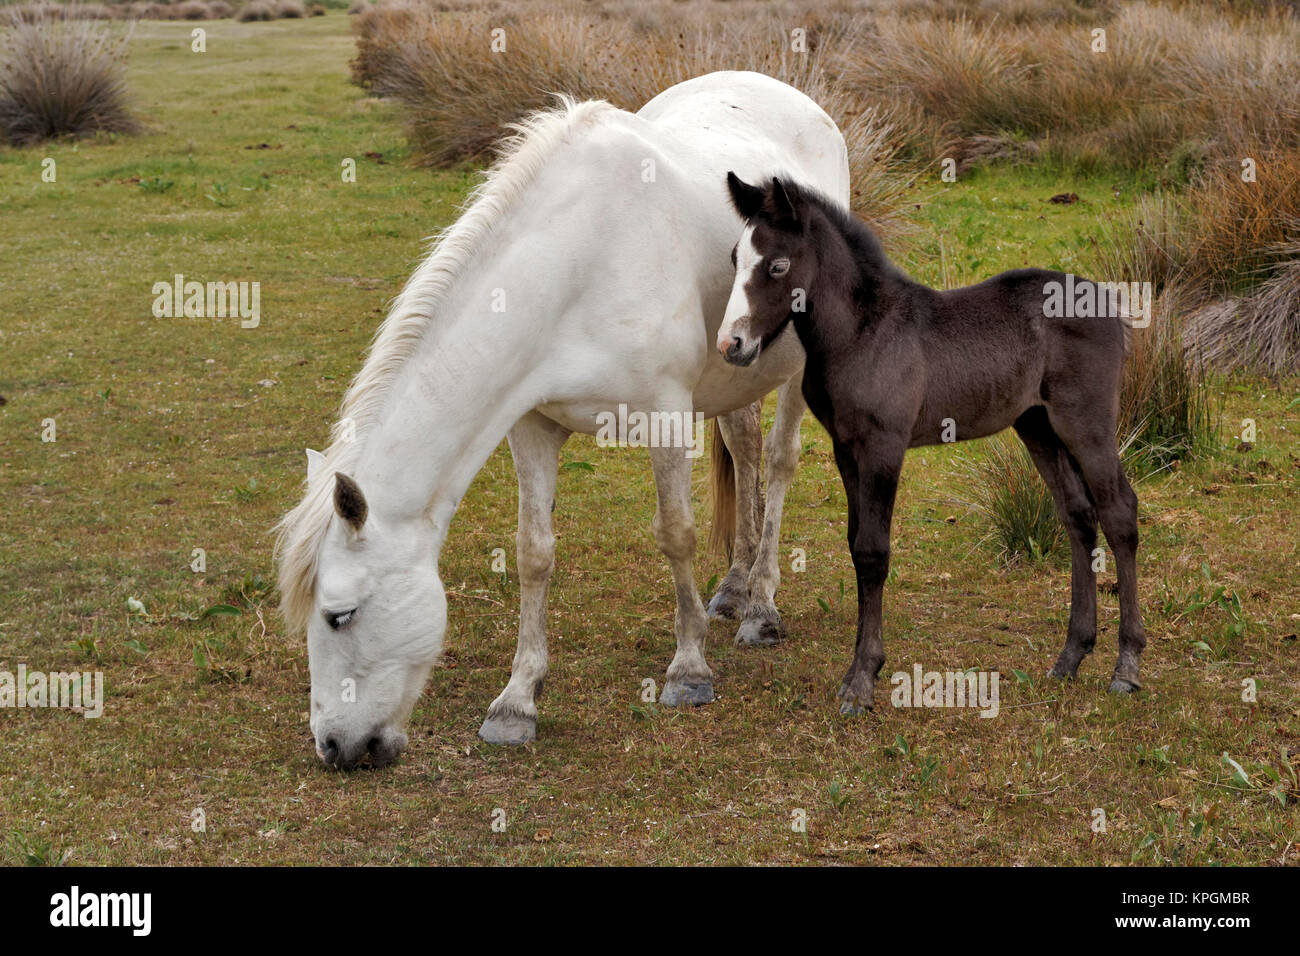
<box><xmin>735</xmin><ymin>617</ymin><xmax>782</xmax><ymax>647</ymax></box>
<box><xmin>706</xmin><ymin>586</ymin><xmax>746</xmax><ymax>620</ymax></box>
<box><xmin>660</xmin><ymin>680</ymin><xmax>715</xmax><ymax>707</ymax></box>
<box><xmin>837</xmin><ymin>683</ymin><xmax>874</xmax><ymax>717</ymax></box>
<box><xmin>1047</xmin><ymin>665</ymin><xmax>1077</xmax><ymax>681</ymax></box>
<box><xmin>1108</xmin><ymin>677</ymin><xmax>1141</xmax><ymax>695</ymax></box>
<box><xmin>478</xmin><ymin>713</ymin><xmax>537</xmax><ymax>746</ymax></box>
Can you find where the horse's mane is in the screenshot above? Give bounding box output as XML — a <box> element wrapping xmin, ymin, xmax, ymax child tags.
<box><xmin>274</xmin><ymin>95</ymin><xmax>618</xmax><ymax>635</ymax></box>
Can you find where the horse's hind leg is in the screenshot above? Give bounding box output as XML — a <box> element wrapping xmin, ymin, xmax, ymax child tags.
<box><xmin>1047</xmin><ymin>409</ymin><xmax>1147</xmax><ymax>693</ymax></box>
<box><xmin>1014</xmin><ymin>407</ymin><xmax>1100</xmax><ymax>680</ymax></box>
<box><xmin>736</xmin><ymin>373</ymin><xmax>807</xmax><ymax>647</ymax></box>
<box><xmin>649</xmin><ymin>441</ymin><xmax>715</xmax><ymax>707</ymax></box>
<box><xmin>479</xmin><ymin>412</ymin><xmax>570</xmax><ymax>745</ymax></box>
<box><xmin>706</xmin><ymin>403</ymin><xmax>763</xmax><ymax>620</ymax></box>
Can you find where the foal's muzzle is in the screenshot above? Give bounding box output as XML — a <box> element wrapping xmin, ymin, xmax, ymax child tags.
<box><xmin>717</xmin><ymin>317</ymin><xmax>759</xmax><ymax>366</ymax></box>
<box><xmin>719</xmin><ymin>334</ymin><xmax>759</xmax><ymax>367</ymax></box>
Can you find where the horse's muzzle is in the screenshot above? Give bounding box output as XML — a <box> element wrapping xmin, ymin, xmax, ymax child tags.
<box><xmin>316</xmin><ymin>727</ymin><xmax>408</xmax><ymax>770</ymax></box>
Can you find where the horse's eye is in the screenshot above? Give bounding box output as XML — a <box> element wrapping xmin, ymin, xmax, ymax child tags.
<box><xmin>325</xmin><ymin>609</ymin><xmax>356</xmax><ymax>631</ymax></box>
<box><xmin>769</xmin><ymin>257</ymin><xmax>790</xmax><ymax>277</ymax></box>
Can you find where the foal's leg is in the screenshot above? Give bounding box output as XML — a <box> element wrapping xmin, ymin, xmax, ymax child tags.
<box><xmin>706</xmin><ymin>402</ymin><xmax>763</xmax><ymax>620</ymax></box>
<box><xmin>1013</xmin><ymin>408</ymin><xmax>1101</xmax><ymax>680</ymax></box>
<box><xmin>479</xmin><ymin>412</ymin><xmax>570</xmax><ymax>745</ymax></box>
<box><xmin>1048</xmin><ymin>410</ymin><xmax>1147</xmax><ymax>693</ymax></box>
<box><xmin>736</xmin><ymin>374</ymin><xmax>807</xmax><ymax>647</ymax></box>
<box><xmin>649</xmin><ymin>442</ymin><xmax>715</xmax><ymax>707</ymax></box>
<box><xmin>837</xmin><ymin>434</ymin><xmax>906</xmax><ymax>716</ymax></box>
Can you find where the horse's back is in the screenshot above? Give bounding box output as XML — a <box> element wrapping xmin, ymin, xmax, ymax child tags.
<box><xmin>637</xmin><ymin>71</ymin><xmax>850</xmax><ymax>205</ymax></box>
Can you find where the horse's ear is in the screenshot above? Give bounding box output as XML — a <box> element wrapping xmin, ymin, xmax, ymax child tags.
<box><xmin>770</xmin><ymin>177</ymin><xmax>799</xmax><ymax>227</ymax></box>
<box><xmin>333</xmin><ymin>472</ymin><xmax>368</xmax><ymax>533</ymax></box>
<box><xmin>306</xmin><ymin>448</ymin><xmax>325</xmax><ymax>480</ymax></box>
<box><xmin>726</xmin><ymin>171</ymin><xmax>764</xmax><ymax>220</ymax></box>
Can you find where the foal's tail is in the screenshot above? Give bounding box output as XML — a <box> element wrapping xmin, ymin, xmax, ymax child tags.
<box><xmin>708</xmin><ymin>418</ymin><xmax>736</xmax><ymax>562</ymax></box>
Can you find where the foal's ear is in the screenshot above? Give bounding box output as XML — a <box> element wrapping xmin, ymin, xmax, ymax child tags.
<box><xmin>333</xmin><ymin>472</ymin><xmax>368</xmax><ymax>533</ymax></box>
<box><xmin>726</xmin><ymin>171</ymin><xmax>765</xmax><ymax>220</ymax></box>
<box><xmin>770</xmin><ymin>177</ymin><xmax>799</xmax><ymax>228</ymax></box>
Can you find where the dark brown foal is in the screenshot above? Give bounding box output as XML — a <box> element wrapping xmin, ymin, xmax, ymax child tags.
<box><xmin>717</xmin><ymin>172</ymin><xmax>1146</xmax><ymax>713</ymax></box>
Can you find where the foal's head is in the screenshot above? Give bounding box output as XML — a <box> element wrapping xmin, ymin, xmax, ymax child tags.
<box><xmin>717</xmin><ymin>171</ymin><xmax>818</xmax><ymax>366</ymax></box>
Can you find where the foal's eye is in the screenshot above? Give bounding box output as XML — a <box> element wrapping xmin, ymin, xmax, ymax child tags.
<box><xmin>325</xmin><ymin>609</ymin><xmax>356</xmax><ymax>631</ymax></box>
<box><xmin>769</xmin><ymin>257</ymin><xmax>790</xmax><ymax>277</ymax></box>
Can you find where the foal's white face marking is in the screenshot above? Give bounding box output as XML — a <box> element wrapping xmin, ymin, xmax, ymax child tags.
<box><xmin>305</xmin><ymin>463</ymin><xmax>447</xmax><ymax>770</ymax></box>
<box><xmin>718</xmin><ymin>224</ymin><xmax>763</xmax><ymax>363</ymax></box>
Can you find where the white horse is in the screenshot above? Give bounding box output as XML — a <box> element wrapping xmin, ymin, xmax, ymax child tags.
<box><xmin>275</xmin><ymin>71</ymin><xmax>849</xmax><ymax>768</ymax></box>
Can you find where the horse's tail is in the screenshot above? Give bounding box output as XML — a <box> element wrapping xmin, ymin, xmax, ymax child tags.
<box><xmin>708</xmin><ymin>418</ymin><xmax>735</xmax><ymax>562</ymax></box>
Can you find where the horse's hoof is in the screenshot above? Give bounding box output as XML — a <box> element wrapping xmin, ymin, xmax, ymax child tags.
<box><xmin>1047</xmin><ymin>665</ymin><xmax>1077</xmax><ymax>680</ymax></box>
<box><xmin>735</xmin><ymin>617</ymin><xmax>782</xmax><ymax>647</ymax></box>
<box><xmin>660</xmin><ymin>680</ymin><xmax>715</xmax><ymax>707</ymax></box>
<box><xmin>706</xmin><ymin>588</ymin><xmax>745</xmax><ymax>620</ymax></box>
<box><xmin>1108</xmin><ymin>677</ymin><xmax>1141</xmax><ymax>694</ymax></box>
<box><xmin>478</xmin><ymin>713</ymin><xmax>536</xmax><ymax>745</ymax></box>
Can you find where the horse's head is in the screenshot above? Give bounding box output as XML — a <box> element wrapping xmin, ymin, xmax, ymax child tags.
<box><xmin>304</xmin><ymin>455</ymin><xmax>447</xmax><ymax>770</ymax></box>
<box><xmin>717</xmin><ymin>171</ymin><xmax>816</xmax><ymax>367</ymax></box>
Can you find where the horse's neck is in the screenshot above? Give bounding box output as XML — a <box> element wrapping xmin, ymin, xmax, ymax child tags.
<box><xmin>350</xmin><ymin>275</ymin><xmax>550</xmax><ymax>548</ymax></box>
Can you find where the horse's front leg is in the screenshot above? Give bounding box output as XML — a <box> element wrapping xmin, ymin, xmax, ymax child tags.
<box><xmin>649</xmin><ymin>441</ymin><xmax>715</xmax><ymax>707</ymax></box>
<box><xmin>706</xmin><ymin>401</ymin><xmax>763</xmax><ymax>620</ymax></box>
<box><xmin>479</xmin><ymin>412</ymin><xmax>570</xmax><ymax>745</ymax></box>
<box><xmin>736</xmin><ymin>373</ymin><xmax>806</xmax><ymax>646</ymax></box>
<box><xmin>836</xmin><ymin>434</ymin><xmax>905</xmax><ymax>716</ymax></box>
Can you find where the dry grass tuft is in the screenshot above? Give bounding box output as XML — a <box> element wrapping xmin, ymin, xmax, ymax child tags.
<box><xmin>0</xmin><ymin>6</ymin><xmax>138</xmax><ymax>146</ymax></box>
<box><xmin>951</xmin><ymin>434</ymin><xmax>1067</xmax><ymax>566</ymax></box>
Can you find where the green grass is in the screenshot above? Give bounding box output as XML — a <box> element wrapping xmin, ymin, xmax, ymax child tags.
<box><xmin>1</xmin><ymin>18</ymin><xmax>1297</xmax><ymax>866</ymax></box>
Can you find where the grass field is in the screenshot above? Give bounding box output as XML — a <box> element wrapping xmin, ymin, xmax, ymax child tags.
<box><xmin>2</xmin><ymin>16</ymin><xmax>1298</xmax><ymax>865</ymax></box>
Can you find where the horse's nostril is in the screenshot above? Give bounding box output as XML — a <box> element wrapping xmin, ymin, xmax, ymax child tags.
<box><xmin>731</xmin><ymin>336</ymin><xmax>743</xmax><ymax>352</ymax></box>
<box><xmin>366</xmin><ymin>736</ymin><xmax>382</xmax><ymax>756</ymax></box>
<box><xmin>322</xmin><ymin>736</ymin><xmax>340</xmax><ymax>765</ymax></box>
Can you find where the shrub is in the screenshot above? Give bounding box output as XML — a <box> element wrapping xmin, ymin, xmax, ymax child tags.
<box><xmin>1118</xmin><ymin>292</ymin><xmax>1216</xmax><ymax>470</ymax></box>
<box><xmin>350</xmin><ymin>4</ymin><xmax>910</xmax><ymax>232</ymax></box>
<box><xmin>237</xmin><ymin>0</ymin><xmax>274</xmax><ymax>20</ymax></box>
<box><xmin>1098</xmin><ymin>146</ymin><xmax>1300</xmax><ymax>376</ymax></box>
<box><xmin>276</xmin><ymin>0</ymin><xmax>305</xmax><ymax>18</ymax></box>
<box><xmin>207</xmin><ymin>0</ymin><xmax>233</xmax><ymax>16</ymax></box>
<box><xmin>176</xmin><ymin>0</ymin><xmax>208</xmax><ymax>19</ymax></box>
<box><xmin>0</xmin><ymin>8</ymin><xmax>139</xmax><ymax>146</ymax></box>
